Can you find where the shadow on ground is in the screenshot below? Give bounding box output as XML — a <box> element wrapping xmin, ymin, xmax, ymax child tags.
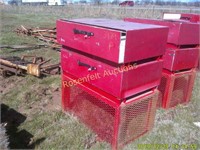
<box><xmin>1</xmin><ymin>103</ymin><xmax>45</xmax><ymax>149</ymax></box>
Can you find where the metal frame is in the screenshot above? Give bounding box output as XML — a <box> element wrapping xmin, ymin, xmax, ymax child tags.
<box><xmin>62</xmin><ymin>72</ymin><xmax>158</xmax><ymax>149</ymax></box>
<box><xmin>158</xmin><ymin>69</ymin><xmax>196</xmax><ymax>109</ymax></box>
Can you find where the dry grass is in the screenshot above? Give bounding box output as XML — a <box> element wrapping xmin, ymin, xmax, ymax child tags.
<box><xmin>1</xmin><ymin>5</ymin><xmax>200</xmax><ymax>20</ymax></box>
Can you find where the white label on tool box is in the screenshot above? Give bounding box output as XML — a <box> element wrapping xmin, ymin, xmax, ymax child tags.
<box><xmin>119</xmin><ymin>34</ymin><xmax>126</xmax><ymax>63</ymax></box>
<box><xmin>163</xmin><ymin>13</ymin><xmax>181</xmax><ymax>20</ymax></box>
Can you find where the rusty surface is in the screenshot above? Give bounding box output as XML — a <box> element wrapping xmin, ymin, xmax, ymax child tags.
<box><xmin>0</xmin><ymin>56</ymin><xmax>30</xmax><ymax>77</ymax></box>
<box><xmin>0</xmin><ymin>55</ymin><xmax>60</xmax><ymax>77</ymax></box>
<box><xmin>14</xmin><ymin>26</ymin><xmax>61</xmax><ymax>50</ymax></box>
<box><xmin>27</xmin><ymin>64</ymin><xmax>41</xmax><ymax>77</ymax></box>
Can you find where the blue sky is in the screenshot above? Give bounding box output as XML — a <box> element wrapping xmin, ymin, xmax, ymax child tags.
<box><xmin>75</xmin><ymin>0</ymin><xmax>199</xmax><ymax>2</ymax></box>
<box><xmin>4</xmin><ymin>0</ymin><xmax>199</xmax><ymax>3</ymax></box>
<box><xmin>69</xmin><ymin>0</ymin><xmax>200</xmax><ymax>2</ymax></box>
<box><xmin>79</xmin><ymin>0</ymin><xmax>199</xmax><ymax>2</ymax></box>
<box><xmin>165</xmin><ymin>0</ymin><xmax>198</xmax><ymax>1</ymax></box>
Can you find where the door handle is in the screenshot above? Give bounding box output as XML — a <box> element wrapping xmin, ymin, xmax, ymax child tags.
<box><xmin>77</xmin><ymin>60</ymin><xmax>96</xmax><ymax>71</ymax></box>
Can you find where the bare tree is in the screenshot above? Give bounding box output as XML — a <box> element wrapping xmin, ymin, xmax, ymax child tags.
<box><xmin>91</xmin><ymin>0</ymin><xmax>102</xmax><ymax>5</ymax></box>
<box><xmin>155</xmin><ymin>0</ymin><xmax>163</xmax><ymax>5</ymax></box>
<box><xmin>142</xmin><ymin>0</ymin><xmax>152</xmax><ymax>5</ymax></box>
<box><xmin>111</xmin><ymin>0</ymin><xmax>120</xmax><ymax>5</ymax></box>
<box><xmin>194</xmin><ymin>0</ymin><xmax>200</xmax><ymax>7</ymax></box>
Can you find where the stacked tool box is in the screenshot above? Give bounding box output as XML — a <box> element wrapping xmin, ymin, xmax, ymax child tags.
<box><xmin>124</xmin><ymin>13</ymin><xmax>200</xmax><ymax>109</ymax></box>
<box><xmin>57</xmin><ymin>18</ymin><xmax>168</xmax><ymax>149</ymax></box>
<box><xmin>162</xmin><ymin>13</ymin><xmax>200</xmax><ymax>71</ymax></box>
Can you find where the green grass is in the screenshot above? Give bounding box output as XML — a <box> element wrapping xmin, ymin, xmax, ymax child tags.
<box><xmin>0</xmin><ymin>5</ymin><xmax>200</xmax><ymax>150</ymax></box>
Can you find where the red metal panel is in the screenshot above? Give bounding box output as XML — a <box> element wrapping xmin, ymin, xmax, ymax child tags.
<box><xmin>61</xmin><ymin>48</ymin><xmax>163</xmax><ymax>99</ymax></box>
<box><xmin>163</xmin><ymin>45</ymin><xmax>199</xmax><ymax>71</ymax></box>
<box><xmin>124</xmin><ymin>17</ymin><xmax>200</xmax><ymax>46</ymax></box>
<box><xmin>57</xmin><ymin>19</ymin><xmax>168</xmax><ymax>63</ymax></box>
<box><xmin>163</xmin><ymin>12</ymin><xmax>200</xmax><ymax>23</ymax></box>
<box><xmin>62</xmin><ymin>72</ymin><xmax>158</xmax><ymax>149</ymax></box>
<box><xmin>124</xmin><ymin>28</ymin><xmax>166</xmax><ymax>63</ymax></box>
<box><xmin>198</xmin><ymin>47</ymin><xmax>200</xmax><ymax>71</ymax></box>
<box><xmin>158</xmin><ymin>69</ymin><xmax>196</xmax><ymax>109</ymax></box>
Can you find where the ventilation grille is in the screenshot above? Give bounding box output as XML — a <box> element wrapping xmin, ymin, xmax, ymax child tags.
<box><xmin>62</xmin><ymin>74</ymin><xmax>158</xmax><ymax>149</ymax></box>
<box><xmin>158</xmin><ymin>69</ymin><xmax>196</xmax><ymax>109</ymax></box>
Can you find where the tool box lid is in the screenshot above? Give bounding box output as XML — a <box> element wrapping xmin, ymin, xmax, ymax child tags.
<box><xmin>62</xmin><ymin>18</ymin><xmax>168</xmax><ymax>31</ymax></box>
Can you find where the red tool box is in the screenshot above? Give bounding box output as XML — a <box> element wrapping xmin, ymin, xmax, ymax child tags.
<box><xmin>163</xmin><ymin>45</ymin><xmax>199</xmax><ymax>71</ymax></box>
<box><xmin>62</xmin><ymin>72</ymin><xmax>158</xmax><ymax>149</ymax></box>
<box><xmin>57</xmin><ymin>19</ymin><xmax>168</xmax><ymax>63</ymax></box>
<box><xmin>163</xmin><ymin>12</ymin><xmax>200</xmax><ymax>23</ymax></box>
<box><xmin>61</xmin><ymin>48</ymin><xmax>163</xmax><ymax>99</ymax></box>
<box><xmin>158</xmin><ymin>69</ymin><xmax>196</xmax><ymax>109</ymax></box>
<box><xmin>124</xmin><ymin>17</ymin><xmax>200</xmax><ymax>46</ymax></box>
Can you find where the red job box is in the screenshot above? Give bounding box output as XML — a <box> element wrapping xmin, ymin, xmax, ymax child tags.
<box><xmin>163</xmin><ymin>45</ymin><xmax>199</xmax><ymax>71</ymax></box>
<box><xmin>62</xmin><ymin>72</ymin><xmax>158</xmax><ymax>149</ymax></box>
<box><xmin>57</xmin><ymin>18</ymin><xmax>168</xmax><ymax>63</ymax></box>
<box><xmin>124</xmin><ymin>17</ymin><xmax>200</xmax><ymax>46</ymax></box>
<box><xmin>61</xmin><ymin>48</ymin><xmax>163</xmax><ymax>99</ymax></box>
<box><xmin>158</xmin><ymin>69</ymin><xmax>196</xmax><ymax>109</ymax></box>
